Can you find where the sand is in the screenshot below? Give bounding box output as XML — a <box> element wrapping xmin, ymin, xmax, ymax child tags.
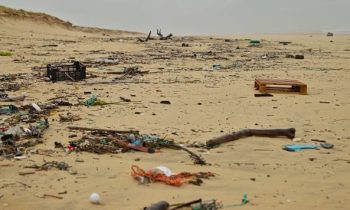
<box><xmin>0</xmin><ymin>6</ymin><xmax>350</xmax><ymax>210</ymax></box>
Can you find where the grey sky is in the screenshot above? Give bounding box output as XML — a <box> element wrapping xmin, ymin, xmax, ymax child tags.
<box><xmin>0</xmin><ymin>0</ymin><xmax>349</xmax><ymax>35</ymax></box>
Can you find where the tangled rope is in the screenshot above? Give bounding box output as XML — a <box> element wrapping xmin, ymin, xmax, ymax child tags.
<box><xmin>131</xmin><ymin>165</ymin><xmax>215</xmax><ymax>187</ymax></box>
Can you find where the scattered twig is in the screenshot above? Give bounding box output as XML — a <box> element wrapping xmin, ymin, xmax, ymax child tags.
<box><xmin>0</xmin><ymin>95</ymin><xmax>26</xmax><ymax>102</ymax></box>
<box><xmin>16</xmin><ymin>181</ymin><xmax>31</xmax><ymax>188</ymax></box>
<box><xmin>43</xmin><ymin>194</ymin><xmax>63</xmax><ymax>199</ymax></box>
<box><xmin>67</xmin><ymin>126</ymin><xmax>139</xmax><ymax>134</ymax></box>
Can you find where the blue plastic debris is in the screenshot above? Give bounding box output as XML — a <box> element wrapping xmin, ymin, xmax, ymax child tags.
<box><xmin>283</xmin><ymin>144</ymin><xmax>320</xmax><ymax>152</ymax></box>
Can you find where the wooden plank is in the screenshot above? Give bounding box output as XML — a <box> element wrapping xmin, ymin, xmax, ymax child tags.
<box><xmin>255</xmin><ymin>79</ymin><xmax>306</xmax><ymax>86</ymax></box>
<box><xmin>254</xmin><ymin>78</ymin><xmax>307</xmax><ymax>94</ymax></box>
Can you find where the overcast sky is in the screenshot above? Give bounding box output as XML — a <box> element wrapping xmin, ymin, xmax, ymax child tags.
<box><xmin>1</xmin><ymin>0</ymin><xmax>349</xmax><ymax>35</ymax></box>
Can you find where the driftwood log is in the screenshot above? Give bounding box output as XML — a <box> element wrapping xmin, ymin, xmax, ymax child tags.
<box><xmin>206</xmin><ymin>128</ymin><xmax>295</xmax><ymax>148</ymax></box>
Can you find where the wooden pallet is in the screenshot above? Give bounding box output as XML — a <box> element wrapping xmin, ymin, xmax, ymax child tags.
<box><xmin>255</xmin><ymin>79</ymin><xmax>307</xmax><ymax>95</ymax></box>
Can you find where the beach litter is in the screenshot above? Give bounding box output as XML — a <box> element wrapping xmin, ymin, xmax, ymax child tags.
<box><xmin>0</xmin><ymin>105</ymin><xmax>18</xmax><ymax>115</ymax></box>
<box><xmin>1</xmin><ymin>118</ymin><xmax>49</xmax><ymax>157</ymax></box>
<box><xmin>65</xmin><ymin>126</ymin><xmax>206</xmax><ymax>164</ymax></box>
<box><xmin>89</xmin><ymin>193</ymin><xmax>101</xmax><ymax>204</ymax></box>
<box><xmin>327</xmin><ymin>32</ymin><xmax>334</xmax><ymax>37</ymax></box>
<box><xmin>131</xmin><ymin>165</ymin><xmax>215</xmax><ymax>186</ymax></box>
<box><xmin>144</xmin><ymin>194</ymin><xmax>248</xmax><ymax>209</ymax></box>
<box><xmin>249</xmin><ymin>40</ymin><xmax>261</xmax><ymax>47</ymax></box>
<box><xmin>0</xmin><ymin>51</ymin><xmax>13</xmax><ymax>56</ymax></box>
<box><xmin>295</xmin><ymin>54</ymin><xmax>305</xmax><ymax>59</ymax></box>
<box><xmin>59</xmin><ymin>112</ymin><xmax>81</xmax><ymax>122</ymax></box>
<box><xmin>320</xmin><ymin>143</ymin><xmax>334</xmax><ymax>149</ymax></box>
<box><xmin>46</xmin><ymin>61</ymin><xmax>86</xmax><ymax>82</ymax></box>
<box><xmin>282</xmin><ymin>144</ymin><xmax>320</xmax><ymax>152</ymax></box>
<box><xmin>24</xmin><ymin>160</ymin><xmax>70</xmax><ymax>171</ymax></box>
<box><xmin>254</xmin><ymin>79</ymin><xmax>307</xmax><ymax>95</ymax></box>
<box><xmin>144</xmin><ymin>201</ymin><xmax>169</xmax><ymax>210</ymax></box>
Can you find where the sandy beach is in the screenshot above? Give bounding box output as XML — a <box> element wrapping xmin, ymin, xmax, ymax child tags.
<box><xmin>1</xmin><ymin>6</ymin><xmax>350</xmax><ymax>210</ymax></box>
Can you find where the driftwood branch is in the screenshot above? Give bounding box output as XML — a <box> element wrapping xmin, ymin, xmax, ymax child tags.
<box><xmin>206</xmin><ymin>128</ymin><xmax>296</xmax><ymax>148</ymax></box>
<box><xmin>137</xmin><ymin>31</ymin><xmax>152</xmax><ymax>42</ymax></box>
<box><xmin>156</xmin><ymin>29</ymin><xmax>163</xmax><ymax>38</ymax></box>
<box><xmin>168</xmin><ymin>143</ymin><xmax>206</xmax><ymax>165</ymax></box>
<box><xmin>67</xmin><ymin>126</ymin><xmax>139</xmax><ymax>134</ymax></box>
<box><xmin>145</xmin><ymin>31</ymin><xmax>151</xmax><ymax>42</ymax></box>
<box><xmin>157</xmin><ymin>29</ymin><xmax>173</xmax><ymax>40</ymax></box>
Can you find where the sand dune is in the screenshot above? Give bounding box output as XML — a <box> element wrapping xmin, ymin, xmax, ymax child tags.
<box><xmin>0</xmin><ymin>5</ymin><xmax>141</xmax><ymax>36</ymax></box>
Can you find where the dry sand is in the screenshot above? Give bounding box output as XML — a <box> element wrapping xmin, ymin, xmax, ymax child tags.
<box><xmin>0</xmin><ymin>6</ymin><xmax>350</xmax><ymax>210</ymax></box>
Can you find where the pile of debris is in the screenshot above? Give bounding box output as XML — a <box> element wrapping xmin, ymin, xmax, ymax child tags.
<box><xmin>57</xmin><ymin>126</ymin><xmax>206</xmax><ymax>165</ymax></box>
<box><xmin>0</xmin><ymin>98</ymin><xmax>70</xmax><ymax>158</ymax></box>
<box><xmin>0</xmin><ymin>118</ymin><xmax>49</xmax><ymax>158</ymax></box>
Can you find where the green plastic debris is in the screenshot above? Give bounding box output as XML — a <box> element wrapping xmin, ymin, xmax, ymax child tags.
<box><xmin>223</xmin><ymin>193</ymin><xmax>249</xmax><ymax>208</ymax></box>
<box><xmin>0</xmin><ymin>105</ymin><xmax>18</xmax><ymax>115</ymax></box>
<box><xmin>192</xmin><ymin>200</ymin><xmax>222</xmax><ymax>210</ymax></box>
<box><xmin>99</xmin><ymin>139</ymin><xmax>108</xmax><ymax>145</ymax></box>
<box><xmin>85</xmin><ymin>95</ymin><xmax>97</xmax><ymax>107</ymax></box>
<box><xmin>0</xmin><ymin>51</ymin><xmax>13</xmax><ymax>56</ymax></box>
<box><xmin>249</xmin><ymin>40</ymin><xmax>260</xmax><ymax>44</ymax></box>
<box><xmin>242</xmin><ymin>193</ymin><xmax>249</xmax><ymax>205</ymax></box>
<box><xmin>84</xmin><ymin>95</ymin><xmax>108</xmax><ymax>106</ymax></box>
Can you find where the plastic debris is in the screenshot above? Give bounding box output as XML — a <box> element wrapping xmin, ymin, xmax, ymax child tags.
<box><xmin>131</xmin><ymin>165</ymin><xmax>215</xmax><ymax>187</ymax></box>
<box><xmin>283</xmin><ymin>144</ymin><xmax>320</xmax><ymax>152</ymax></box>
<box><xmin>85</xmin><ymin>95</ymin><xmax>97</xmax><ymax>107</ymax></box>
<box><xmin>0</xmin><ymin>105</ymin><xmax>18</xmax><ymax>115</ymax></box>
<box><xmin>320</xmin><ymin>143</ymin><xmax>334</xmax><ymax>149</ymax></box>
<box><xmin>143</xmin><ymin>201</ymin><xmax>169</xmax><ymax>210</ymax></box>
<box><xmin>89</xmin><ymin>193</ymin><xmax>101</xmax><ymax>204</ymax></box>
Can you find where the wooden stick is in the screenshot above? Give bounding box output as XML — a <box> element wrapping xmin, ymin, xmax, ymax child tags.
<box><xmin>170</xmin><ymin>199</ymin><xmax>202</xmax><ymax>210</ymax></box>
<box><xmin>43</xmin><ymin>194</ymin><xmax>63</xmax><ymax>199</ymax></box>
<box><xmin>64</xmin><ymin>72</ymin><xmax>75</xmax><ymax>82</ymax></box>
<box><xmin>206</xmin><ymin>128</ymin><xmax>295</xmax><ymax>148</ymax></box>
<box><xmin>0</xmin><ymin>95</ymin><xmax>26</xmax><ymax>102</ymax></box>
<box><xmin>145</xmin><ymin>30</ymin><xmax>152</xmax><ymax>42</ymax></box>
<box><xmin>138</xmin><ymin>31</ymin><xmax>152</xmax><ymax>42</ymax></box>
<box><xmin>0</xmin><ymin>163</ymin><xmax>13</xmax><ymax>167</ymax></box>
<box><xmin>169</xmin><ymin>144</ymin><xmax>206</xmax><ymax>165</ymax></box>
<box><xmin>19</xmin><ymin>171</ymin><xmax>35</xmax><ymax>176</ymax></box>
<box><xmin>67</xmin><ymin>126</ymin><xmax>139</xmax><ymax>134</ymax></box>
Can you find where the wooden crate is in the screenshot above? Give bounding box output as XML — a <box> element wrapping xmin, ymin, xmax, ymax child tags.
<box><xmin>255</xmin><ymin>79</ymin><xmax>307</xmax><ymax>95</ymax></box>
